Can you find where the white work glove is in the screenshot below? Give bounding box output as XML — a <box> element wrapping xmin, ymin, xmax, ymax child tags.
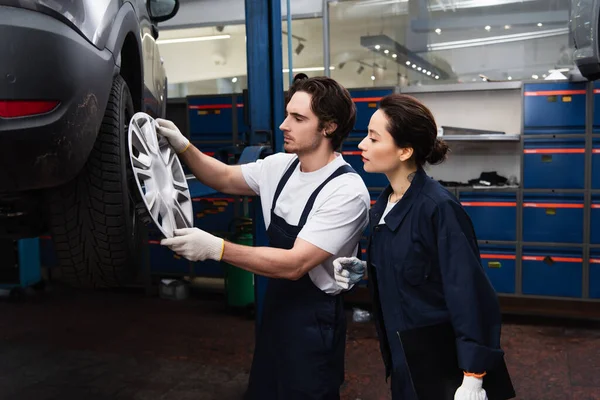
<box><xmin>161</xmin><ymin>228</ymin><xmax>224</xmax><ymax>262</ymax></box>
<box><xmin>333</xmin><ymin>257</ymin><xmax>366</xmax><ymax>290</ymax></box>
<box><xmin>454</xmin><ymin>375</ymin><xmax>487</xmax><ymax>400</ymax></box>
<box><xmin>156</xmin><ymin>118</ymin><xmax>190</xmax><ymax>154</ymax></box>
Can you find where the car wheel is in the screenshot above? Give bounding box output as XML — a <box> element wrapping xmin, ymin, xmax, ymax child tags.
<box><xmin>46</xmin><ymin>75</ymin><xmax>144</xmax><ymax>287</ymax></box>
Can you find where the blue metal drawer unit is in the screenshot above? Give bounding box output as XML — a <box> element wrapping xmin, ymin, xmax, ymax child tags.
<box><xmin>349</xmin><ymin>88</ymin><xmax>393</xmax><ymax>132</ymax></box>
<box><xmin>593</xmin><ymin>139</ymin><xmax>600</xmax><ymax>189</ymax></box>
<box><xmin>523</xmin><ymin>138</ymin><xmax>585</xmax><ymax>189</ymax></box>
<box><xmin>479</xmin><ymin>245</ymin><xmax>516</xmax><ymax>294</ymax></box>
<box><xmin>460</xmin><ymin>192</ymin><xmax>516</xmax><ymax>241</ymax></box>
<box><xmin>590</xmin><ymin>251</ymin><xmax>600</xmax><ymax>299</ymax></box>
<box><xmin>522</xmin><ymin>194</ymin><xmax>584</xmax><ymax>244</ymax></box>
<box><xmin>187</xmin><ymin>94</ymin><xmax>237</xmax><ymax>152</ymax></box>
<box><xmin>592</xmin><ymin>196</ymin><xmax>600</xmax><ymax>244</ymax></box>
<box><xmin>594</xmin><ymin>82</ymin><xmax>600</xmax><ymax>133</ymax></box>
<box><xmin>522</xmin><ymin>247</ymin><xmax>583</xmax><ymax>298</ymax></box>
<box><xmin>523</xmin><ymin>82</ymin><xmax>586</xmax><ymax>134</ymax></box>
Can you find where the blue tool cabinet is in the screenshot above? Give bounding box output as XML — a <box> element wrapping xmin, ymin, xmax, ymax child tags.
<box><xmin>593</xmin><ymin>139</ymin><xmax>600</xmax><ymax>189</ymax></box>
<box><xmin>460</xmin><ymin>192</ymin><xmax>517</xmax><ymax>241</ymax></box>
<box><xmin>590</xmin><ymin>250</ymin><xmax>600</xmax><ymax>299</ymax></box>
<box><xmin>522</xmin><ymin>194</ymin><xmax>584</xmax><ymax>244</ymax></box>
<box><xmin>523</xmin><ymin>82</ymin><xmax>587</xmax><ymax>134</ymax></box>
<box><xmin>522</xmin><ymin>247</ymin><xmax>583</xmax><ymax>298</ymax></box>
<box><xmin>349</xmin><ymin>88</ymin><xmax>393</xmax><ymax>132</ymax></box>
<box><xmin>592</xmin><ymin>196</ymin><xmax>600</xmax><ymax>245</ymax></box>
<box><xmin>523</xmin><ymin>138</ymin><xmax>585</xmax><ymax>189</ymax></box>
<box><xmin>478</xmin><ymin>245</ymin><xmax>516</xmax><ymax>294</ymax></box>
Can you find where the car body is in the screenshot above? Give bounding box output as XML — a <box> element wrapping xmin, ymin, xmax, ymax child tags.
<box><xmin>0</xmin><ymin>0</ymin><xmax>179</xmax><ymax>286</ymax></box>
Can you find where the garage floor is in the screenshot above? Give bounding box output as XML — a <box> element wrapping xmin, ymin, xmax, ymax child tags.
<box><xmin>0</xmin><ymin>284</ymin><xmax>599</xmax><ymax>400</ymax></box>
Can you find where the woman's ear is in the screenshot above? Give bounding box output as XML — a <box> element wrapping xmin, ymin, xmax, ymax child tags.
<box><xmin>397</xmin><ymin>147</ymin><xmax>414</xmax><ymax>162</ymax></box>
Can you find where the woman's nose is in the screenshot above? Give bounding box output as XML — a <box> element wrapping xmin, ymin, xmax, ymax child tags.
<box><xmin>358</xmin><ymin>137</ymin><xmax>367</xmax><ymax>151</ymax></box>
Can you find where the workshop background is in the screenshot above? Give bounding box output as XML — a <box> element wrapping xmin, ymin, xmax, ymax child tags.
<box><xmin>3</xmin><ymin>0</ymin><xmax>600</xmax><ymax>399</ymax></box>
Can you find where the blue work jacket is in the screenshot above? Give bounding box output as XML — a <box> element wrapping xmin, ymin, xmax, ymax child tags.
<box><xmin>367</xmin><ymin>168</ymin><xmax>514</xmax><ymax>399</ymax></box>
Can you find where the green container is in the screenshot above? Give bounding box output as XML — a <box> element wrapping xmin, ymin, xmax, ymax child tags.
<box><xmin>225</xmin><ymin>232</ymin><xmax>255</xmax><ymax>308</ymax></box>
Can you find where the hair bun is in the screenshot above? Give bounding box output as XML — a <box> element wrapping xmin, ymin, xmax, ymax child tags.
<box><xmin>426</xmin><ymin>138</ymin><xmax>450</xmax><ymax>165</ymax></box>
<box><xmin>293</xmin><ymin>73</ymin><xmax>309</xmax><ymax>82</ymax></box>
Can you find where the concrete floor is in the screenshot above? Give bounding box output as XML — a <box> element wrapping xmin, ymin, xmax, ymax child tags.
<box><xmin>0</xmin><ymin>284</ymin><xmax>599</xmax><ymax>400</ymax></box>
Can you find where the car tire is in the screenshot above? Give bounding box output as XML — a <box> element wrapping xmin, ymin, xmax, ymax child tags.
<box><xmin>46</xmin><ymin>74</ymin><xmax>144</xmax><ymax>287</ymax></box>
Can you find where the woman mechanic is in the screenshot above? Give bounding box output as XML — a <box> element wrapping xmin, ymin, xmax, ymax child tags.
<box><xmin>334</xmin><ymin>94</ymin><xmax>515</xmax><ymax>400</ymax></box>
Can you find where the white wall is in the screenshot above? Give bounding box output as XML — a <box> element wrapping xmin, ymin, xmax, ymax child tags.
<box><xmin>412</xmin><ymin>89</ymin><xmax>523</xmax><ymax>183</ymax></box>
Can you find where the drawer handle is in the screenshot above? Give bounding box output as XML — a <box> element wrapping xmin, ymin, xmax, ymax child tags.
<box><xmin>543</xmin><ymin>256</ymin><xmax>554</xmax><ymax>266</ymax></box>
<box><xmin>541</xmin><ymin>154</ymin><xmax>553</xmax><ymax>162</ymax></box>
<box><xmin>487</xmin><ymin>261</ymin><xmax>501</xmax><ymax>269</ymax></box>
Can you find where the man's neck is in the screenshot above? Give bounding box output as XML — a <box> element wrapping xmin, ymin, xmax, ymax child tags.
<box><xmin>297</xmin><ymin>146</ymin><xmax>337</xmax><ymax>173</ymax></box>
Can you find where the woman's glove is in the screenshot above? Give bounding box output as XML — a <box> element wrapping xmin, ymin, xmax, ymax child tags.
<box><xmin>454</xmin><ymin>375</ymin><xmax>487</xmax><ymax>400</ymax></box>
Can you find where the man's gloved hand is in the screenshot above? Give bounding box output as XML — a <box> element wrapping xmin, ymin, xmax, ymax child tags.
<box><xmin>161</xmin><ymin>228</ymin><xmax>224</xmax><ymax>262</ymax></box>
<box><xmin>454</xmin><ymin>375</ymin><xmax>487</xmax><ymax>400</ymax></box>
<box><xmin>156</xmin><ymin>118</ymin><xmax>190</xmax><ymax>154</ymax></box>
<box><xmin>333</xmin><ymin>257</ymin><xmax>366</xmax><ymax>290</ymax></box>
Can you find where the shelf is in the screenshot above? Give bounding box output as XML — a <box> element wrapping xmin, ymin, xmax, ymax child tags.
<box><xmin>401</xmin><ymin>81</ymin><xmax>522</xmax><ymax>94</ymax></box>
<box><xmin>455</xmin><ymin>186</ymin><xmax>519</xmax><ymax>192</ymax></box>
<box><xmin>438</xmin><ymin>134</ymin><xmax>520</xmax><ymax>142</ymax></box>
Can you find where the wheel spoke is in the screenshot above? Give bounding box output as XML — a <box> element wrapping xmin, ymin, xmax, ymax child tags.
<box><xmin>131</xmin><ymin>120</ymin><xmax>154</xmax><ymax>157</ymax></box>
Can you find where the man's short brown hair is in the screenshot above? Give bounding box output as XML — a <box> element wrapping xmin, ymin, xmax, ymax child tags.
<box><xmin>287</xmin><ymin>75</ymin><xmax>356</xmax><ymax>151</ymax></box>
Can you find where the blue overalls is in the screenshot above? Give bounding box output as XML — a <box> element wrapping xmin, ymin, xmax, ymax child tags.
<box><xmin>245</xmin><ymin>157</ymin><xmax>356</xmax><ymax>400</ymax></box>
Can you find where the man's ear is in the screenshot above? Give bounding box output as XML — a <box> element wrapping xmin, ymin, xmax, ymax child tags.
<box><xmin>323</xmin><ymin>122</ymin><xmax>338</xmax><ymax>137</ymax></box>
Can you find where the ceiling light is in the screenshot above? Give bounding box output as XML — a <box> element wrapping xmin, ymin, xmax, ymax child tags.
<box><xmin>405</xmin><ymin>61</ymin><xmax>411</xmax><ymax>65</ymax></box>
<box><xmin>375</xmin><ymin>45</ymin><xmax>381</xmax><ymax>50</ymax></box>
<box><xmin>537</xmin><ymin>22</ymin><xmax>543</xmax><ymax>27</ymax></box>
<box><xmin>282</xmin><ymin>66</ymin><xmax>335</xmax><ymax>73</ymax></box>
<box><xmin>427</xmin><ymin>28</ymin><xmax>568</xmax><ymax>51</ymax></box>
<box><xmin>435</xmin><ymin>75</ymin><xmax>439</xmax><ymax>79</ymax></box>
<box><xmin>156</xmin><ymin>34</ymin><xmax>231</xmax><ymax>45</ymax></box>
<box><xmin>371</xmin><ymin>75</ymin><xmax>376</xmax><ymax>81</ymax></box>
<box><xmin>412</xmin><ymin>64</ymin><xmax>416</xmax><ymax>68</ymax></box>
<box><xmin>505</xmin><ymin>25</ymin><xmax>511</xmax><ymax>29</ymax></box>
<box><xmin>422</xmin><ymin>69</ymin><xmax>427</xmax><ymax>73</ymax></box>
<box><xmin>485</xmin><ymin>25</ymin><xmax>491</xmax><ymax>31</ymax></box>
<box><xmin>507</xmin><ymin>76</ymin><xmax>512</xmax><ymax>80</ymax></box>
<box><xmin>542</xmin><ymin>74</ymin><xmax>547</xmax><ymax>78</ymax></box>
<box><xmin>392</xmin><ymin>54</ymin><xmax>397</xmax><ymax>58</ymax></box>
<box><xmin>231</xmin><ymin>77</ymin><xmax>238</xmax><ymax>83</ymax></box>
<box><xmin>384</xmin><ymin>49</ymin><xmax>389</xmax><ymax>54</ymax></box>
<box><xmin>417</xmin><ymin>67</ymin><xmax>422</xmax><ymax>71</ymax></box>
<box><xmin>532</xmin><ymin>74</ymin><xmax>539</xmax><ymax>79</ymax></box>
<box><xmin>427</xmin><ymin>71</ymin><xmax>432</xmax><ymax>75</ymax></box>
<box><xmin>435</xmin><ymin>28</ymin><xmax>442</xmax><ymax>34</ymax></box>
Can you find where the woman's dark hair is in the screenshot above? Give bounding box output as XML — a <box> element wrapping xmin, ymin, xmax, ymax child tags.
<box><xmin>287</xmin><ymin>75</ymin><xmax>356</xmax><ymax>151</ymax></box>
<box><xmin>379</xmin><ymin>93</ymin><xmax>449</xmax><ymax>166</ymax></box>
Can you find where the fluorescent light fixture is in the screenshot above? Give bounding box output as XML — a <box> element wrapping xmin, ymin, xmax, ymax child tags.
<box><xmin>156</xmin><ymin>34</ymin><xmax>231</xmax><ymax>45</ymax></box>
<box><xmin>282</xmin><ymin>66</ymin><xmax>335</xmax><ymax>73</ymax></box>
<box><xmin>428</xmin><ymin>28</ymin><xmax>567</xmax><ymax>51</ymax></box>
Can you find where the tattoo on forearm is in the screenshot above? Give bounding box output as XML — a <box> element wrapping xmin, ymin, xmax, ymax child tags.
<box><xmin>407</xmin><ymin>172</ymin><xmax>416</xmax><ymax>182</ymax></box>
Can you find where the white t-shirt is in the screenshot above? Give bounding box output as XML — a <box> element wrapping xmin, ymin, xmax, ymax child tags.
<box><xmin>241</xmin><ymin>152</ymin><xmax>370</xmax><ymax>295</ymax></box>
<box><xmin>378</xmin><ymin>199</ymin><xmax>399</xmax><ymax>225</ymax></box>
